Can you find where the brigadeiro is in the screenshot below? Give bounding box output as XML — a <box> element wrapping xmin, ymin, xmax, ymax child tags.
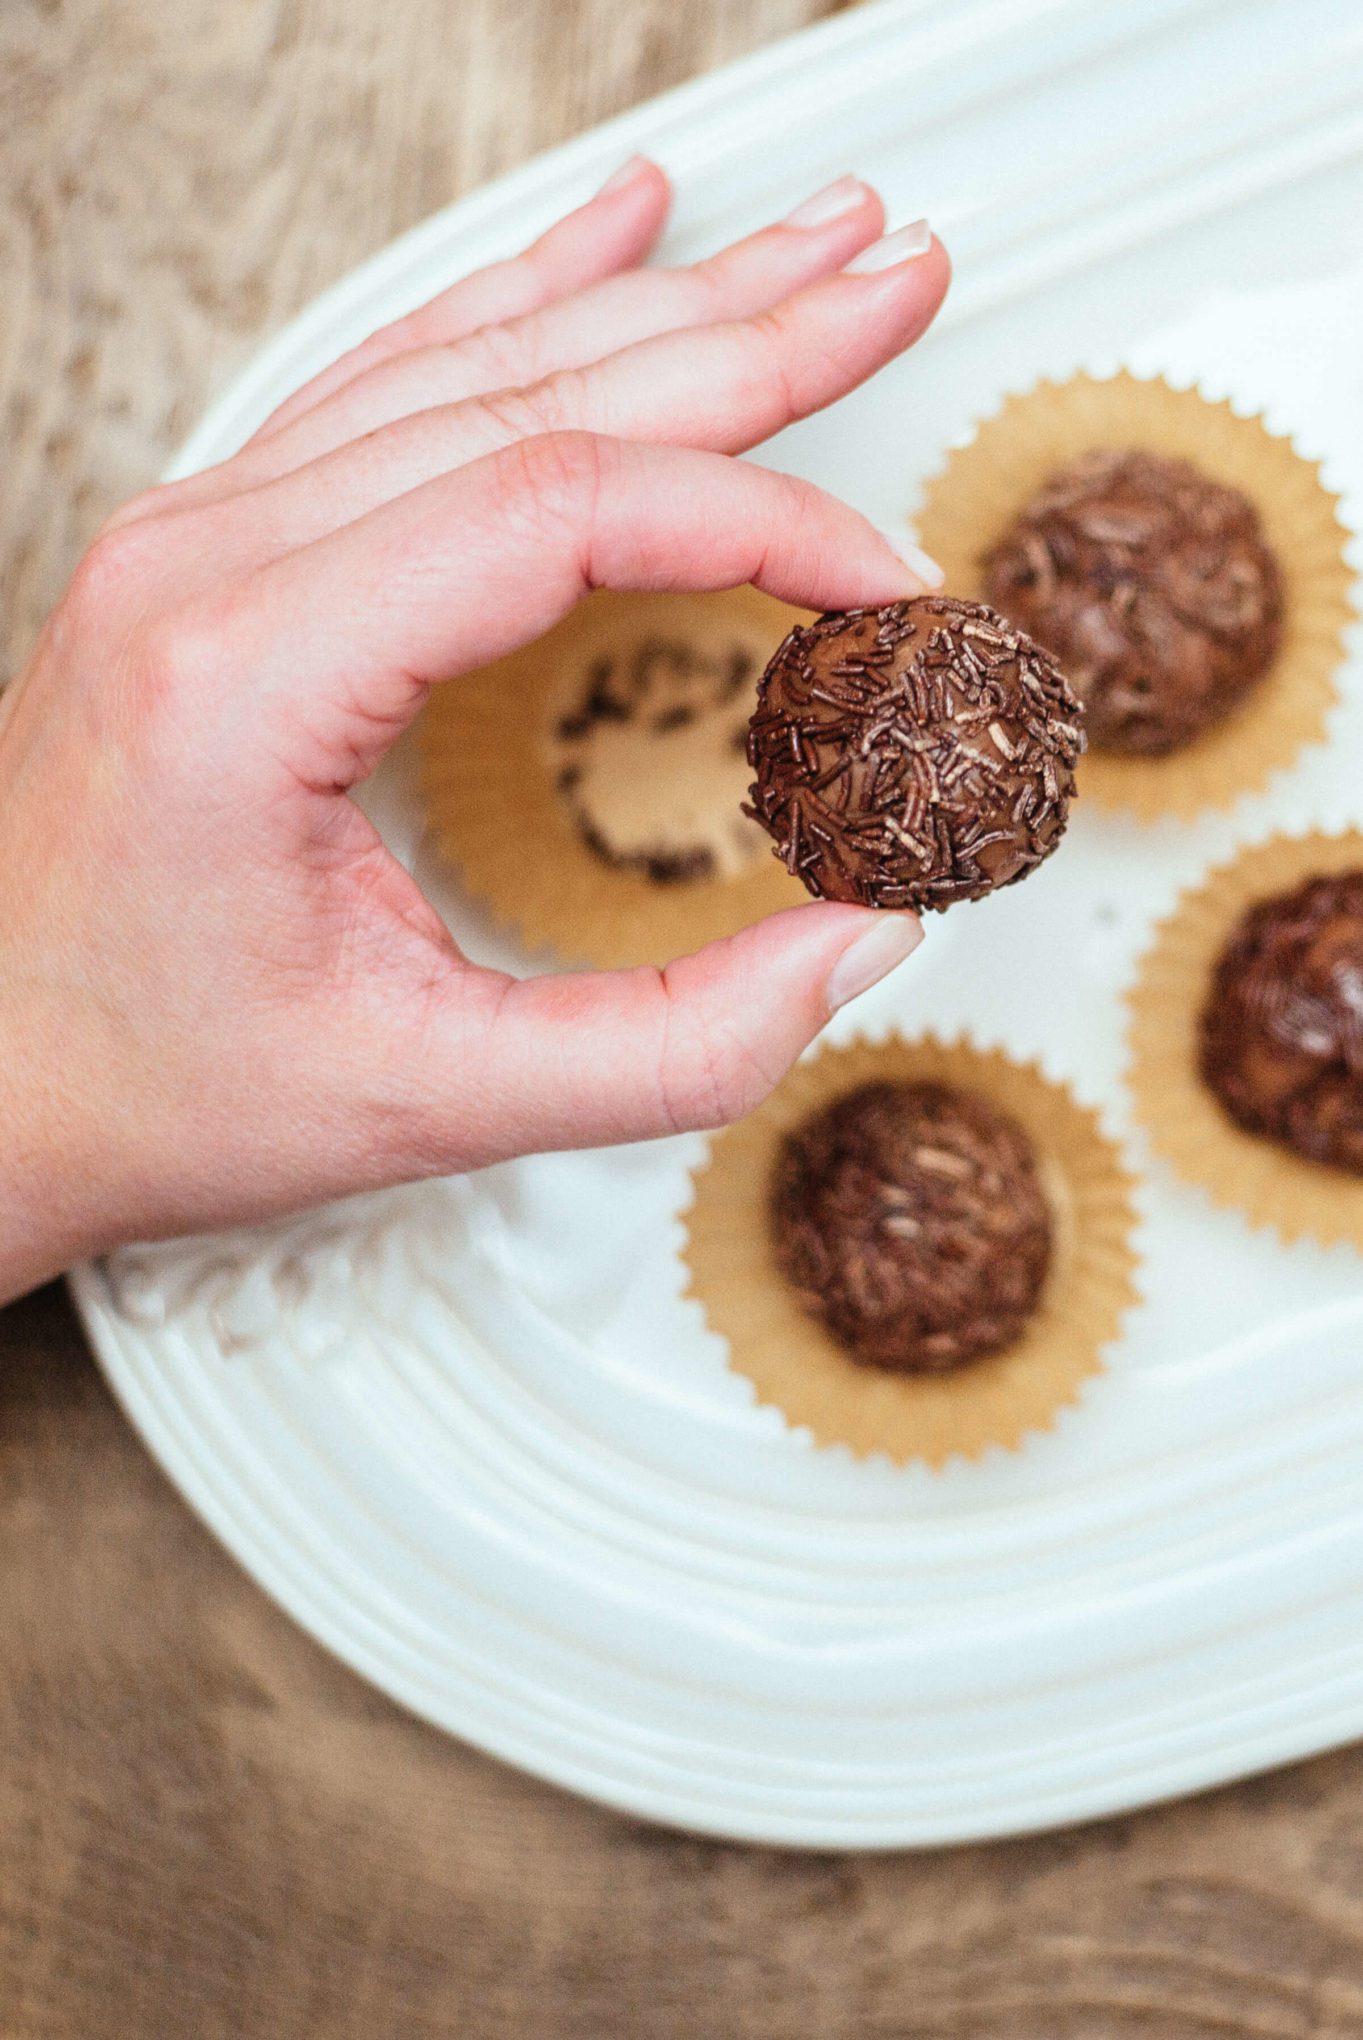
<box><xmin>769</xmin><ymin>1079</ymin><xmax>1053</xmax><ymax>1373</ymax></box>
<box><xmin>745</xmin><ymin>595</ymin><xmax>1084</xmax><ymax>911</ymax></box>
<box><xmin>1199</xmin><ymin>871</ymin><xmax>1363</xmax><ymax>1173</ymax></box>
<box><xmin>982</xmin><ymin>448</ymin><xmax>1283</xmax><ymax>757</ymax></box>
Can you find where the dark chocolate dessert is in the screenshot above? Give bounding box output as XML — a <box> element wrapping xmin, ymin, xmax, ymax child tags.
<box><xmin>982</xmin><ymin>448</ymin><xmax>1283</xmax><ymax>756</ymax></box>
<box><xmin>745</xmin><ymin>596</ymin><xmax>1083</xmax><ymax>911</ymax></box>
<box><xmin>769</xmin><ymin>1080</ymin><xmax>1053</xmax><ymax>1373</ymax></box>
<box><xmin>554</xmin><ymin>634</ymin><xmax>765</xmax><ymax>884</ymax></box>
<box><xmin>1199</xmin><ymin>870</ymin><xmax>1363</xmax><ymax>1172</ymax></box>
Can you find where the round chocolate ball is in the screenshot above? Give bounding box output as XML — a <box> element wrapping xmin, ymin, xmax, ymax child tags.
<box><xmin>745</xmin><ymin>596</ymin><xmax>1084</xmax><ymax>911</ymax></box>
<box><xmin>769</xmin><ymin>1080</ymin><xmax>1053</xmax><ymax>1373</ymax></box>
<box><xmin>1199</xmin><ymin>871</ymin><xmax>1363</xmax><ymax>1172</ymax></box>
<box><xmin>982</xmin><ymin>448</ymin><xmax>1283</xmax><ymax>757</ymax></box>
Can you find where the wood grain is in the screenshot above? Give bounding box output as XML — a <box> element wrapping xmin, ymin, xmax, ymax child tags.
<box><xmin>0</xmin><ymin>0</ymin><xmax>850</xmax><ymax>677</ymax></box>
<box><xmin>5</xmin><ymin>2</ymin><xmax>1363</xmax><ymax>2035</ymax></box>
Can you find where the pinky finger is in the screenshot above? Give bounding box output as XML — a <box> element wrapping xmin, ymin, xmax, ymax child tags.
<box><xmin>249</xmin><ymin>157</ymin><xmax>671</xmax><ymax>444</ymax></box>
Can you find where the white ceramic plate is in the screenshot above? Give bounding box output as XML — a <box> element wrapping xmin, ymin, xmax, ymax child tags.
<box><xmin>71</xmin><ymin>0</ymin><xmax>1363</xmax><ymax>1847</ymax></box>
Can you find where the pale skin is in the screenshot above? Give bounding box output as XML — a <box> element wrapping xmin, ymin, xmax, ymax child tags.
<box><xmin>0</xmin><ymin>158</ymin><xmax>951</xmax><ymax>1304</ymax></box>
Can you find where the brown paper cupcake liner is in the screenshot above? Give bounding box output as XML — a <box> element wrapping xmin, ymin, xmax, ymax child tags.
<box><xmin>682</xmin><ymin>1035</ymin><xmax>1140</xmax><ymax>1468</ymax></box>
<box><xmin>915</xmin><ymin>372</ymin><xmax>1354</xmax><ymax>821</ymax></box>
<box><xmin>1128</xmin><ymin>830</ymin><xmax>1363</xmax><ymax>1248</ymax></box>
<box><xmin>419</xmin><ymin>586</ymin><xmax>811</xmax><ymax>969</ymax></box>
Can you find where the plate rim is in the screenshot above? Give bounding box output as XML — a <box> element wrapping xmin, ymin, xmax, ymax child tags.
<box><xmin>66</xmin><ymin>1263</ymin><xmax>1363</xmax><ymax>1849</ymax></box>
<box><xmin>68</xmin><ymin>0</ymin><xmax>1363</xmax><ymax>1847</ymax></box>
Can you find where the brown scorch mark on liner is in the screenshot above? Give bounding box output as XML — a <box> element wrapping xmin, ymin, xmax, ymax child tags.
<box><xmin>983</xmin><ymin>448</ymin><xmax>1282</xmax><ymax>757</ymax></box>
<box><xmin>744</xmin><ymin>596</ymin><xmax>1084</xmax><ymax>911</ymax></box>
<box><xmin>769</xmin><ymin>1080</ymin><xmax>1053</xmax><ymax>1373</ymax></box>
<box><xmin>1199</xmin><ymin>871</ymin><xmax>1363</xmax><ymax>1173</ymax></box>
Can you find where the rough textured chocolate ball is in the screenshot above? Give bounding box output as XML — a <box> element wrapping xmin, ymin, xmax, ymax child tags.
<box><xmin>769</xmin><ymin>1080</ymin><xmax>1053</xmax><ymax>1373</ymax></box>
<box><xmin>745</xmin><ymin>596</ymin><xmax>1084</xmax><ymax>911</ymax></box>
<box><xmin>1199</xmin><ymin>872</ymin><xmax>1363</xmax><ymax>1172</ymax></box>
<box><xmin>983</xmin><ymin>449</ymin><xmax>1282</xmax><ymax>757</ymax></box>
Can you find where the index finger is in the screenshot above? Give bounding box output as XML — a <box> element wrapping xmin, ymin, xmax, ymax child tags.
<box><xmin>207</xmin><ymin>431</ymin><xmax>928</xmax><ymax>794</ymax></box>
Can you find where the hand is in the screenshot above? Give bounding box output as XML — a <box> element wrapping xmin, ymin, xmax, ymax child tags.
<box><xmin>0</xmin><ymin>158</ymin><xmax>949</xmax><ymax>1301</ymax></box>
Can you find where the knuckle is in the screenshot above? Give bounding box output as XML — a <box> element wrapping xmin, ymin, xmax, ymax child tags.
<box><xmin>63</xmin><ymin>520</ymin><xmax>160</xmax><ymax>626</ymax></box>
<box><xmin>56</xmin><ymin>586</ymin><xmax>233</xmax><ymax>786</ymax></box>
<box><xmin>678</xmin><ymin>259</ymin><xmax>732</xmax><ymax>325</ymax></box>
<box><xmin>136</xmin><ymin>574</ymin><xmax>245</xmax><ymax>704</ymax></box>
<box><xmin>746</xmin><ymin>308</ymin><xmax>803</xmax><ymax>421</ymax></box>
<box><xmin>474</xmin><ymin>374</ymin><xmax>565</xmax><ymax>447</ymax></box>
<box><xmin>134</xmin><ymin>603</ymin><xmax>198</xmax><ymax>689</ymax></box>
<box><xmin>497</xmin><ymin>428</ymin><xmax>609</xmax><ymax>528</ymax></box>
<box><xmin>533</xmin><ymin>362</ymin><xmax>595</xmax><ymax>433</ymax></box>
<box><xmin>94</xmin><ymin>484</ymin><xmax>177</xmax><ymax>536</ymax></box>
<box><xmin>657</xmin><ymin>988</ymin><xmax>780</xmax><ymax>1133</ymax></box>
<box><xmin>130</xmin><ymin>598</ymin><xmax>221</xmax><ymax>714</ymax></box>
<box><xmin>447</xmin><ymin>320</ymin><xmax>537</xmax><ymax>395</ymax></box>
<box><xmin>763</xmin><ymin>466</ymin><xmax>817</xmax><ymax>553</ymax></box>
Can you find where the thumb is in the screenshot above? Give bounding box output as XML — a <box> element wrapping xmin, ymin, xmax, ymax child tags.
<box><xmin>401</xmin><ymin>903</ymin><xmax>923</xmax><ymax>1168</ymax></box>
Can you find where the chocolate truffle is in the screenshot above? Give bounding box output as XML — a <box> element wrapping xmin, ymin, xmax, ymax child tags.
<box><xmin>554</xmin><ymin>634</ymin><xmax>766</xmax><ymax>884</ymax></box>
<box><xmin>1199</xmin><ymin>871</ymin><xmax>1363</xmax><ymax>1172</ymax></box>
<box><xmin>983</xmin><ymin>448</ymin><xmax>1283</xmax><ymax>756</ymax></box>
<box><xmin>769</xmin><ymin>1080</ymin><xmax>1053</xmax><ymax>1373</ymax></box>
<box><xmin>745</xmin><ymin>596</ymin><xmax>1084</xmax><ymax>911</ymax></box>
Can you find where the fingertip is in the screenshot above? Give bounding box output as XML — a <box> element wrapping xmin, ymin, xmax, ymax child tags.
<box><xmin>918</xmin><ymin>235</ymin><xmax>953</xmax><ymax>319</ymax></box>
<box><xmin>824</xmin><ymin>911</ymin><xmax>922</xmax><ymax>1012</ymax></box>
<box><xmin>655</xmin><ymin>901</ymin><xmax>919</xmax><ymax>1129</ymax></box>
<box><xmin>593</xmin><ymin>154</ymin><xmax>671</xmax><ymax>212</ymax></box>
<box><xmin>917</xmin><ymin>234</ymin><xmax>953</xmax><ymax>329</ymax></box>
<box><xmin>638</xmin><ymin>156</ymin><xmax>673</xmax><ymax>204</ymax></box>
<box><xmin>930</xmin><ymin>230</ymin><xmax>953</xmax><ymax>288</ymax></box>
<box><xmin>717</xmin><ymin>900</ymin><xmax>922</xmax><ymax>1015</ymax></box>
<box><xmin>779</xmin><ymin>174</ymin><xmax>884</xmax><ymax>236</ymax></box>
<box><xmin>873</xmin><ymin>528</ymin><xmax>946</xmax><ymax>593</ymax></box>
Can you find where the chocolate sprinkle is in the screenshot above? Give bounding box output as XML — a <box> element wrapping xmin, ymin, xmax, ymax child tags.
<box><xmin>1199</xmin><ymin>871</ymin><xmax>1363</xmax><ymax>1173</ymax></box>
<box><xmin>769</xmin><ymin>1080</ymin><xmax>1053</xmax><ymax>1373</ymax></box>
<box><xmin>745</xmin><ymin>596</ymin><xmax>1084</xmax><ymax>910</ymax></box>
<box><xmin>983</xmin><ymin>448</ymin><xmax>1283</xmax><ymax>757</ymax></box>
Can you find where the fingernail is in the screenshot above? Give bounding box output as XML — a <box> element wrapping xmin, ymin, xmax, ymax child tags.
<box><xmin>877</xmin><ymin>528</ymin><xmax>946</xmax><ymax>589</ymax></box>
<box><xmin>825</xmin><ymin>914</ymin><xmax>923</xmax><ymax>1013</ymax></box>
<box><xmin>782</xmin><ymin>176</ymin><xmax>869</xmax><ymax>230</ymax></box>
<box><xmin>596</xmin><ymin>156</ymin><xmax>650</xmax><ymax>199</ymax></box>
<box><xmin>846</xmin><ymin>219</ymin><xmax>932</xmax><ymax>273</ymax></box>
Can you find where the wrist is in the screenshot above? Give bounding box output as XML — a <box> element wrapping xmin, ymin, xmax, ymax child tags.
<box><xmin>0</xmin><ymin>955</ymin><xmax>122</xmax><ymax>1306</ymax></box>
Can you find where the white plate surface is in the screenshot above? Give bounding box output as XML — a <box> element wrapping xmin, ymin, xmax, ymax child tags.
<box><xmin>71</xmin><ymin>0</ymin><xmax>1363</xmax><ymax>1846</ymax></box>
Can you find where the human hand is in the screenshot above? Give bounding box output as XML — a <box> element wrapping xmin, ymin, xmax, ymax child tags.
<box><xmin>0</xmin><ymin>157</ymin><xmax>949</xmax><ymax>1300</ymax></box>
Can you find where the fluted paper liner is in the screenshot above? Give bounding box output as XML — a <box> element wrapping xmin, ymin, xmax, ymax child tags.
<box><xmin>419</xmin><ymin>587</ymin><xmax>810</xmax><ymax>969</ymax></box>
<box><xmin>682</xmin><ymin>1036</ymin><xmax>1140</xmax><ymax>1467</ymax></box>
<box><xmin>915</xmin><ymin>373</ymin><xmax>1354</xmax><ymax>820</ymax></box>
<box><xmin>1129</xmin><ymin>831</ymin><xmax>1363</xmax><ymax>1248</ymax></box>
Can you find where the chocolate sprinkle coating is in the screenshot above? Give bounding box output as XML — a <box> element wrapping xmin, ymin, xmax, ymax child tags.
<box><xmin>1199</xmin><ymin>871</ymin><xmax>1363</xmax><ymax>1173</ymax></box>
<box><xmin>745</xmin><ymin>596</ymin><xmax>1084</xmax><ymax>911</ymax></box>
<box><xmin>983</xmin><ymin>449</ymin><xmax>1283</xmax><ymax>757</ymax></box>
<box><xmin>769</xmin><ymin>1080</ymin><xmax>1053</xmax><ymax>1373</ymax></box>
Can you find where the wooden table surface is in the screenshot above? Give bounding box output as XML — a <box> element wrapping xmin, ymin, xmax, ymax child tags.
<box><xmin>6</xmin><ymin>3</ymin><xmax>1363</xmax><ymax>2033</ymax></box>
